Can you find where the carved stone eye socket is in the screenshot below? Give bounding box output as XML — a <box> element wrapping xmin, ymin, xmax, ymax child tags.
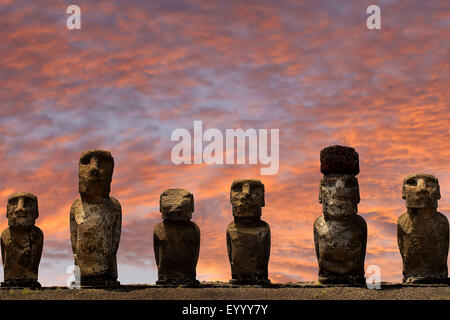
<box><xmin>23</xmin><ymin>198</ymin><xmax>32</xmax><ymax>207</ymax></box>
<box><xmin>81</xmin><ymin>155</ymin><xmax>108</xmax><ymax>168</ymax></box>
<box><xmin>426</xmin><ymin>181</ymin><xmax>437</xmax><ymax>188</ymax></box>
<box><xmin>80</xmin><ymin>156</ymin><xmax>91</xmax><ymax>165</ymax></box>
<box><xmin>322</xmin><ymin>178</ymin><xmax>335</xmax><ymax>187</ymax></box>
<box><xmin>252</xmin><ymin>185</ymin><xmax>263</xmax><ymax>192</ymax></box>
<box><xmin>405</xmin><ymin>179</ymin><xmax>416</xmax><ymax>186</ymax></box>
<box><xmin>182</xmin><ymin>194</ymin><xmax>193</xmax><ymax>201</ymax></box>
<box><xmin>232</xmin><ymin>184</ymin><xmax>242</xmax><ymax>192</ymax></box>
<box><xmin>7</xmin><ymin>197</ymin><xmax>34</xmax><ymax>208</ymax></box>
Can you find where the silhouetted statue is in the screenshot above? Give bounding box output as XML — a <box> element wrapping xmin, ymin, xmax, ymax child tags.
<box><xmin>226</xmin><ymin>179</ymin><xmax>271</xmax><ymax>285</ymax></box>
<box><xmin>314</xmin><ymin>145</ymin><xmax>367</xmax><ymax>285</ymax></box>
<box><xmin>398</xmin><ymin>174</ymin><xmax>449</xmax><ymax>284</ymax></box>
<box><xmin>1</xmin><ymin>193</ymin><xmax>43</xmax><ymax>289</ymax></box>
<box><xmin>70</xmin><ymin>150</ymin><xmax>121</xmax><ymax>288</ymax></box>
<box><xmin>154</xmin><ymin>189</ymin><xmax>200</xmax><ymax>286</ymax></box>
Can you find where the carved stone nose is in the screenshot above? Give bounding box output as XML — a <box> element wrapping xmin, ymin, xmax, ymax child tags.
<box><xmin>89</xmin><ymin>158</ymin><xmax>100</xmax><ymax>175</ymax></box>
<box><xmin>15</xmin><ymin>198</ymin><xmax>25</xmax><ymax>213</ymax></box>
<box><xmin>242</xmin><ymin>184</ymin><xmax>250</xmax><ymax>195</ymax></box>
<box><xmin>89</xmin><ymin>164</ymin><xmax>100</xmax><ymax>176</ymax></box>
<box><xmin>416</xmin><ymin>179</ymin><xmax>427</xmax><ymax>192</ymax></box>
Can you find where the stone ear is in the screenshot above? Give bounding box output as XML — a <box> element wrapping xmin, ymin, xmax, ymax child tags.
<box><xmin>6</xmin><ymin>197</ymin><xmax>14</xmax><ymax>219</ymax></box>
<box><xmin>318</xmin><ymin>178</ymin><xmax>323</xmax><ymax>203</ymax></box>
<box><xmin>34</xmin><ymin>199</ymin><xmax>39</xmax><ymax>219</ymax></box>
<box><xmin>401</xmin><ymin>179</ymin><xmax>406</xmax><ymax>199</ymax></box>
<box><xmin>261</xmin><ymin>184</ymin><xmax>265</xmax><ymax>207</ymax></box>
<box><xmin>356</xmin><ymin>179</ymin><xmax>361</xmax><ymax>204</ymax></box>
<box><xmin>159</xmin><ymin>193</ymin><xmax>164</xmax><ymax>213</ymax></box>
<box><xmin>436</xmin><ymin>178</ymin><xmax>441</xmax><ymax>200</ymax></box>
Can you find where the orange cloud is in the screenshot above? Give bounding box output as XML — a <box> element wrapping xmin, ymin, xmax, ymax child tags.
<box><xmin>0</xmin><ymin>0</ymin><xmax>448</xmax><ymax>285</ymax></box>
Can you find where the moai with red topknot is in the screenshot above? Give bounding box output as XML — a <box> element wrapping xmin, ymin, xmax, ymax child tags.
<box><xmin>314</xmin><ymin>145</ymin><xmax>367</xmax><ymax>285</ymax></box>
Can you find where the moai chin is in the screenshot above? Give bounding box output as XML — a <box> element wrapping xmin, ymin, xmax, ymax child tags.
<box><xmin>226</xmin><ymin>179</ymin><xmax>271</xmax><ymax>285</ymax></box>
<box><xmin>70</xmin><ymin>149</ymin><xmax>122</xmax><ymax>288</ymax></box>
<box><xmin>153</xmin><ymin>189</ymin><xmax>200</xmax><ymax>286</ymax></box>
<box><xmin>1</xmin><ymin>193</ymin><xmax>43</xmax><ymax>289</ymax></box>
<box><xmin>314</xmin><ymin>145</ymin><xmax>367</xmax><ymax>285</ymax></box>
<box><xmin>397</xmin><ymin>174</ymin><xmax>449</xmax><ymax>284</ymax></box>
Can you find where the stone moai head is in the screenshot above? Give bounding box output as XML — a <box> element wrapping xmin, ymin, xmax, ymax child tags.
<box><xmin>78</xmin><ymin>149</ymin><xmax>114</xmax><ymax>198</ymax></box>
<box><xmin>230</xmin><ymin>179</ymin><xmax>265</xmax><ymax>218</ymax></box>
<box><xmin>319</xmin><ymin>175</ymin><xmax>360</xmax><ymax>217</ymax></box>
<box><xmin>402</xmin><ymin>174</ymin><xmax>440</xmax><ymax>209</ymax></box>
<box><xmin>160</xmin><ymin>189</ymin><xmax>194</xmax><ymax>221</ymax></box>
<box><xmin>319</xmin><ymin>145</ymin><xmax>360</xmax><ymax>218</ymax></box>
<box><xmin>6</xmin><ymin>193</ymin><xmax>39</xmax><ymax>227</ymax></box>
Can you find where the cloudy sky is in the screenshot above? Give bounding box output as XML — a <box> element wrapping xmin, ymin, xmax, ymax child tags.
<box><xmin>0</xmin><ymin>0</ymin><xmax>448</xmax><ymax>286</ymax></box>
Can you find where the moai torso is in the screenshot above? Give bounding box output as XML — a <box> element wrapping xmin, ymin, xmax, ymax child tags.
<box><xmin>154</xmin><ymin>189</ymin><xmax>200</xmax><ymax>285</ymax></box>
<box><xmin>226</xmin><ymin>179</ymin><xmax>271</xmax><ymax>285</ymax></box>
<box><xmin>70</xmin><ymin>150</ymin><xmax>122</xmax><ymax>287</ymax></box>
<box><xmin>154</xmin><ymin>221</ymin><xmax>200</xmax><ymax>283</ymax></box>
<box><xmin>1</xmin><ymin>193</ymin><xmax>43</xmax><ymax>288</ymax></box>
<box><xmin>226</xmin><ymin>219</ymin><xmax>270</xmax><ymax>281</ymax></box>
<box><xmin>71</xmin><ymin>197</ymin><xmax>121</xmax><ymax>277</ymax></box>
<box><xmin>398</xmin><ymin>174</ymin><xmax>449</xmax><ymax>283</ymax></box>
<box><xmin>1</xmin><ymin>227</ymin><xmax>43</xmax><ymax>281</ymax></box>
<box><xmin>314</xmin><ymin>146</ymin><xmax>367</xmax><ymax>285</ymax></box>
<box><xmin>314</xmin><ymin>215</ymin><xmax>366</xmax><ymax>279</ymax></box>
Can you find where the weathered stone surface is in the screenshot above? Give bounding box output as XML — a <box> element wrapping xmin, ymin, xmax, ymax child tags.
<box><xmin>160</xmin><ymin>188</ymin><xmax>194</xmax><ymax>221</ymax></box>
<box><xmin>314</xmin><ymin>147</ymin><xmax>367</xmax><ymax>285</ymax></box>
<box><xmin>398</xmin><ymin>174</ymin><xmax>449</xmax><ymax>284</ymax></box>
<box><xmin>1</xmin><ymin>193</ymin><xmax>43</xmax><ymax>289</ymax></box>
<box><xmin>154</xmin><ymin>189</ymin><xmax>200</xmax><ymax>285</ymax></box>
<box><xmin>314</xmin><ymin>214</ymin><xmax>367</xmax><ymax>285</ymax></box>
<box><xmin>320</xmin><ymin>145</ymin><xmax>359</xmax><ymax>175</ymax></box>
<box><xmin>226</xmin><ymin>179</ymin><xmax>271</xmax><ymax>285</ymax></box>
<box><xmin>318</xmin><ymin>174</ymin><xmax>360</xmax><ymax>217</ymax></box>
<box><xmin>70</xmin><ymin>150</ymin><xmax>121</xmax><ymax>288</ymax></box>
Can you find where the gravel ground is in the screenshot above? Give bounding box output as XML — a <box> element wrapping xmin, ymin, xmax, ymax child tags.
<box><xmin>0</xmin><ymin>282</ymin><xmax>448</xmax><ymax>300</ymax></box>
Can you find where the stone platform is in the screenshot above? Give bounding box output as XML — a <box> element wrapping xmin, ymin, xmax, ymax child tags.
<box><xmin>0</xmin><ymin>282</ymin><xmax>448</xmax><ymax>300</ymax></box>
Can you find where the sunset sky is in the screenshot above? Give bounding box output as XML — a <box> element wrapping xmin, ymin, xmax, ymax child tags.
<box><xmin>0</xmin><ymin>0</ymin><xmax>448</xmax><ymax>286</ymax></box>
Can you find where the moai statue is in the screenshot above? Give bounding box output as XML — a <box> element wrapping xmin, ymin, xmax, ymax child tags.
<box><xmin>226</xmin><ymin>179</ymin><xmax>271</xmax><ymax>285</ymax></box>
<box><xmin>70</xmin><ymin>150</ymin><xmax>122</xmax><ymax>288</ymax></box>
<box><xmin>314</xmin><ymin>145</ymin><xmax>367</xmax><ymax>285</ymax></box>
<box><xmin>1</xmin><ymin>193</ymin><xmax>43</xmax><ymax>289</ymax></box>
<box><xmin>398</xmin><ymin>174</ymin><xmax>449</xmax><ymax>284</ymax></box>
<box><xmin>153</xmin><ymin>189</ymin><xmax>200</xmax><ymax>286</ymax></box>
